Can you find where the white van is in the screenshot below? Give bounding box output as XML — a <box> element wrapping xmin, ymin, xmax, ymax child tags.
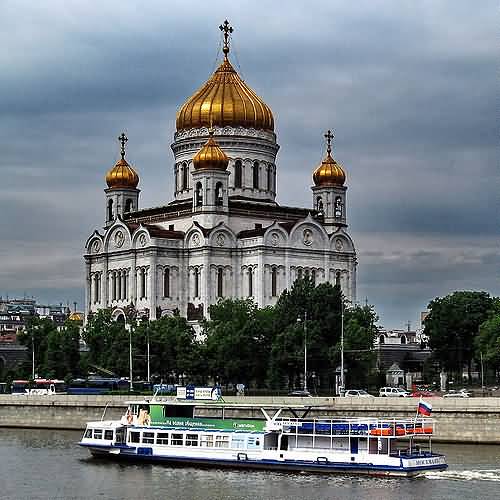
<box><xmin>379</xmin><ymin>387</ymin><xmax>409</xmax><ymax>397</ymax></box>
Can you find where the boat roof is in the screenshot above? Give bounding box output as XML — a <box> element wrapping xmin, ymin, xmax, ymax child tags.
<box><xmin>126</xmin><ymin>399</ymin><xmax>321</xmax><ymax>410</ymax></box>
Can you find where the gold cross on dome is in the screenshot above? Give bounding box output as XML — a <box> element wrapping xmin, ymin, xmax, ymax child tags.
<box><xmin>219</xmin><ymin>19</ymin><xmax>234</xmax><ymax>57</ymax></box>
<box><xmin>118</xmin><ymin>133</ymin><xmax>128</xmax><ymax>160</ymax></box>
<box><xmin>324</xmin><ymin>129</ymin><xmax>334</xmax><ymax>155</ymax></box>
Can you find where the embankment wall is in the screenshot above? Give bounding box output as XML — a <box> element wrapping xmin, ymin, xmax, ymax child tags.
<box><xmin>1</xmin><ymin>395</ymin><xmax>499</xmax><ymax>444</ymax></box>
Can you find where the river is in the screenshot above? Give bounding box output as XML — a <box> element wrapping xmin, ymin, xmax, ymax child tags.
<box><xmin>1</xmin><ymin>429</ymin><xmax>499</xmax><ymax>500</ymax></box>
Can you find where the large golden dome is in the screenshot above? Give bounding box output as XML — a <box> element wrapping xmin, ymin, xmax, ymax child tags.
<box><xmin>313</xmin><ymin>130</ymin><xmax>346</xmax><ymax>187</ymax></box>
<box><xmin>192</xmin><ymin>130</ymin><xmax>229</xmax><ymax>170</ymax></box>
<box><xmin>176</xmin><ymin>35</ymin><xmax>274</xmax><ymax>132</ymax></box>
<box><xmin>106</xmin><ymin>133</ymin><xmax>140</xmax><ymax>189</ymax></box>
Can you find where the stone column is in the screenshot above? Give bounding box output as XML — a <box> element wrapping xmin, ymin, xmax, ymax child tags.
<box><xmin>150</xmin><ymin>253</ymin><xmax>157</xmax><ymax>320</ymax></box>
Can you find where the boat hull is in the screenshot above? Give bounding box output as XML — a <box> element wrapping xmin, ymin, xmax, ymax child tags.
<box><xmin>82</xmin><ymin>444</ymin><xmax>447</xmax><ymax>478</ymax></box>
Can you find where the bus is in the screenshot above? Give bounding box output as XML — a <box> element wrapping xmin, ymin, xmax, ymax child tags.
<box><xmin>11</xmin><ymin>379</ymin><xmax>66</xmax><ymax>395</ymax></box>
<box><xmin>67</xmin><ymin>377</ymin><xmax>129</xmax><ymax>395</ymax></box>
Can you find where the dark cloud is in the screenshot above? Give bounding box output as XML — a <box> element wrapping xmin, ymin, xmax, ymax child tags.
<box><xmin>1</xmin><ymin>0</ymin><xmax>497</xmax><ymax>327</ymax></box>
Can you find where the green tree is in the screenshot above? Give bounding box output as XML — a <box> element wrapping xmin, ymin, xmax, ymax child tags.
<box><xmin>475</xmin><ymin>314</ymin><xmax>500</xmax><ymax>381</ymax></box>
<box><xmin>203</xmin><ymin>299</ymin><xmax>272</xmax><ymax>388</ymax></box>
<box><xmin>18</xmin><ymin>317</ymin><xmax>56</xmax><ymax>378</ymax></box>
<box><xmin>269</xmin><ymin>278</ymin><xmax>343</xmax><ymax>392</ymax></box>
<box><xmin>424</xmin><ymin>291</ymin><xmax>498</xmax><ymax>381</ymax></box>
<box><xmin>341</xmin><ymin>304</ymin><xmax>379</xmax><ymax>388</ymax></box>
<box><xmin>134</xmin><ymin>315</ymin><xmax>200</xmax><ymax>384</ymax></box>
<box><xmin>82</xmin><ymin>309</ymin><xmax>129</xmax><ymax>376</ymax></box>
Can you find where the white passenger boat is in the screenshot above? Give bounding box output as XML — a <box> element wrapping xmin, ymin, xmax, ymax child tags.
<box><xmin>79</xmin><ymin>394</ymin><xmax>447</xmax><ymax>477</ymax></box>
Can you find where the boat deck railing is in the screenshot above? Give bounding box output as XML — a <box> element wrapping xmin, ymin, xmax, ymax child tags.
<box><xmin>275</xmin><ymin>417</ymin><xmax>434</xmax><ymax>438</ymax></box>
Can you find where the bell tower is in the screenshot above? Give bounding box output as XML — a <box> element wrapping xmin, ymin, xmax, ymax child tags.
<box><xmin>311</xmin><ymin>130</ymin><xmax>347</xmax><ymax>226</ymax></box>
<box><xmin>104</xmin><ymin>133</ymin><xmax>140</xmax><ymax>226</ymax></box>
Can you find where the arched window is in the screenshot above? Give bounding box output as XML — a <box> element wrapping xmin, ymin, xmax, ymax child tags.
<box><xmin>215</xmin><ymin>182</ymin><xmax>223</xmax><ymax>206</ymax></box>
<box><xmin>401</xmin><ymin>335</ymin><xmax>407</xmax><ymax>345</ymax></box>
<box><xmin>379</xmin><ymin>334</ymin><xmax>385</xmax><ymax>344</ymax></box>
<box><xmin>271</xmin><ymin>267</ymin><xmax>277</xmax><ymax>297</ymax></box>
<box><xmin>267</xmin><ymin>165</ymin><xmax>272</xmax><ymax>191</ymax></box>
<box><xmin>123</xmin><ymin>272</ymin><xmax>127</xmax><ymax>300</ymax></box>
<box><xmin>163</xmin><ymin>268</ymin><xmax>170</xmax><ymax>298</ymax></box>
<box><xmin>125</xmin><ymin>199</ymin><xmax>133</xmax><ymax>213</ymax></box>
<box><xmin>316</xmin><ymin>197</ymin><xmax>324</xmax><ymax>214</ymax></box>
<box><xmin>117</xmin><ymin>271</ymin><xmax>122</xmax><ymax>300</ymax></box>
<box><xmin>141</xmin><ymin>268</ymin><xmax>147</xmax><ymax>299</ymax></box>
<box><xmin>252</xmin><ymin>161</ymin><xmax>259</xmax><ymax>189</ymax></box>
<box><xmin>182</xmin><ymin>163</ymin><xmax>188</xmax><ymax>191</ymax></box>
<box><xmin>194</xmin><ymin>268</ymin><xmax>200</xmax><ymax>298</ymax></box>
<box><xmin>174</xmin><ymin>165</ymin><xmax>178</xmax><ymax>192</ymax></box>
<box><xmin>334</xmin><ymin>196</ymin><xmax>343</xmax><ymax>218</ymax></box>
<box><xmin>217</xmin><ymin>268</ymin><xmax>223</xmax><ymax>298</ymax></box>
<box><xmin>297</xmin><ymin>268</ymin><xmax>303</xmax><ymax>281</ymax></box>
<box><xmin>107</xmin><ymin>199</ymin><xmax>113</xmax><ymax>222</ymax></box>
<box><xmin>234</xmin><ymin>160</ymin><xmax>242</xmax><ymax>188</ymax></box>
<box><xmin>195</xmin><ymin>182</ymin><xmax>203</xmax><ymax>207</ymax></box>
<box><xmin>248</xmin><ymin>267</ymin><xmax>253</xmax><ymax>297</ymax></box>
<box><xmin>311</xmin><ymin>269</ymin><xmax>316</xmax><ymax>286</ymax></box>
<box><xmin>335</xmin><ymin>271</ymin><xmax>341</xmax><ymax>287</ymax></box>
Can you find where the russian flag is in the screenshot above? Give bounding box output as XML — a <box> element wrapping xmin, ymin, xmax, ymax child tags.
<box><xmin>418</xmin><ymin>398</ymin><xmax>432</xmax><ymax>416</ymax></box>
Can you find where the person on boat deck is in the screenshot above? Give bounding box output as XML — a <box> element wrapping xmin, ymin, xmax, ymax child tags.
<box><xmin>138</xmin><ymin>409</ymin><xmax>151</xmax><ymax>426</ymax></box>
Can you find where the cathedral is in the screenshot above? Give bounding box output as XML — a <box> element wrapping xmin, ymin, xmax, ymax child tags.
<box><xmin>84</xmin><ymin>21</ymin><xmax>357</xmax><ymax>324</ymax></box>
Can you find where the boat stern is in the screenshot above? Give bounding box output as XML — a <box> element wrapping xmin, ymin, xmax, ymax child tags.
<box><xmin>400</xmin><ymin>453</ymin><xmax>448</xmax><ymax>475</ymax></box>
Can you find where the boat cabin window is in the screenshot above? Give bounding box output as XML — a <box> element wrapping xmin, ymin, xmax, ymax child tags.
<box><xmin>130</xmin><ymin>431</ymin><xmax>140</xmax><ymax>443</ymax></box>
<box><xmin>104</xmin><ymin>430</ymin><xmax>114</xmax><ymax>441</ymax></box>
<box><xmin>93</xmin><ymin>429</ymin><xmax>103</xmax><ymax>440</ymax></box>
<box><xmin>215</xmin><ymin>435</ymin><xmax>230</xmax><ymax>448</ymax></box>
<box><xmin>171</xmin><ymin>433</ymin><xmax>183</xmax><ymax>446</ymax></box>
<box><xmin>162</xmin><ymin>405</ymin><xmax>194</xmax><ymax>418</ymax></box>
<box><xmin>264</xmin><ymin>433</ymin><xmax>278</xmax><ymax>450</ymax></box>
<box><xmin>186</xmin><ymin>434</ymin><xmax>199</xmax><ymax>447</ymax></box>
<box><xmin>156</xmin><ymin>433</ymin><xmax>169</xmax><ymax>445</ymax></box>
<box><xmin>231</xmin><ymin>435</ymin><xmax>246</xmax><ymax>449</ymax></box>
<box><xmin>200</xmin><ymin>435</ymin><xmax>214</xmax><ymax>447</ymax></box>
<box><xmin>84</xmin><ymin>428</ymin><xmax>92</xmax><ymax>438</ymax></box>
<box><xmin>142</xmin><ymin>432</ymin><xmax>154</xmax><ymax>444</ymax></box>
<box><xmin>115</xmin><ymin>428</ymin><xmax>125</xmax><ymax>444</ymax></box>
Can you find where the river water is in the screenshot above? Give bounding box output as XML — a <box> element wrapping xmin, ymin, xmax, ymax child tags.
<box><xmin>1</xmin><ymin>428</ymin><xmax>499</xmax><ymax>500</ymax></box>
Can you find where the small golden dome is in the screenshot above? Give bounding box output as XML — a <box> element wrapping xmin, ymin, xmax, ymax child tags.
<box><xmin>192</xmin><ymin>131</ymin><xmax>229</xmax><ymax>170</ymax></box>
<box><xmin>176</xmin><ymin>48</ymin><xmax>273</xmax><ymax>131</ymax></box>
<box><xmin>68</xmin><ymin>312</ymin><xmax>84</xmax><ymax>322</ymax></box>
<box><xmin>105</xmin><ymin>133</ymin><xmax>139</xmax><ymax>189</ymax></box>
<box><xmin>106</xmin><ymin>157</ymin><xmax>139</xmax><ymax>189</ymax></box>
<box><xmin>313</xmin><ymin>130</ymin><xmax>346</xmax><ymax>186</ymax></box>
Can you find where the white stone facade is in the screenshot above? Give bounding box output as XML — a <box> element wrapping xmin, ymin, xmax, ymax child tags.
<box><xmin>84</xmin><ymin>127</ymin><xmax>357</xmax><ymax>324</ymax></box>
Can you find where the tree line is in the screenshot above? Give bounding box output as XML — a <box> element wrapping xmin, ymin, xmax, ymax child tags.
<box><xmin>7</xmin><ymin>285</ymin><xmax>500</xmax><ymax>390</ymax></box>
<box><xmin>9</xmin><ymin>279</ymin><xmax>378</xmax><ymax>393</ymax></box>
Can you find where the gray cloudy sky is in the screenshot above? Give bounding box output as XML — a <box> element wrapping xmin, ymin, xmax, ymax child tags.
<box><xmin>1</xmin><ymin>0</ymin><xmax>497</xmax><ymax>328</ymax></box>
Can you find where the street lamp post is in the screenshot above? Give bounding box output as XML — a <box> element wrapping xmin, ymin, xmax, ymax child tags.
<box><xmin>340</xmin><ymin>300</ymin><xmax>344</xmax><ymax>394</ymax></box>
<box><xmin>126</xmin><ymin>323</ymin><xmax>133</xmax><ymax>392</ymax></box>
<box><xmin>297</xmin><ymin>312</ymin><xmax>308</xmax><ymax>392</ymax></box>
<box><xmin>146</xmin><ymin>322</ymin><xmax>150</xmax><ymax>384</ymax></box>
<box><xmin>31</xmin><ymin>331</ymin><xmax>35</xmax><ymax>380</ymax></box>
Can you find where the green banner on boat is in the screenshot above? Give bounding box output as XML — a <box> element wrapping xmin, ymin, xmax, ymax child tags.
<box><xmin>150</xmin><ymin>414</ymin><xmax>265</xmax><ymax>432</ymax></box>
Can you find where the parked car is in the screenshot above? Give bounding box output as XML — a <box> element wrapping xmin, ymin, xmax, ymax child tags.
<box><xmin>288</xmin><ymin>390</ymin><xmax>312</xmax><ymax>397</ymax></box>
<box><xmin>344</xmin><ymin>389</ymin><xmax>374</xmax><ymax>398</ymax></box>
<box><xmin>379</xmin><ymin>387</ymin><xmax>409</xmax><ymax>397</ymax></box>
<box><xmin>443</xmin><ymin>389</ymin><xmax>471</xmax><ymax>398</ymax></box>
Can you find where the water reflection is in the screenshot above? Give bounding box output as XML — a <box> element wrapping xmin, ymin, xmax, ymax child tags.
<box><xmin>0</xmin><ymin>430</ymin><xmax>499</xmax><ymax>500</ymax></box>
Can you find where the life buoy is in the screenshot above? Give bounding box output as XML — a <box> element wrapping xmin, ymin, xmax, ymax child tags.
<box><xmin>127</xmin><ymin>413</ymin><xmax>133</xmax><ymax>424</ymax></box>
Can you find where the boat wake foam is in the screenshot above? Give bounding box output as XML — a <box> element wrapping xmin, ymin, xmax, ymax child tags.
<box><xmin>425</xmin><ymin>469</ymin><xmax>500</xmax><ymax>482</ymax></box>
